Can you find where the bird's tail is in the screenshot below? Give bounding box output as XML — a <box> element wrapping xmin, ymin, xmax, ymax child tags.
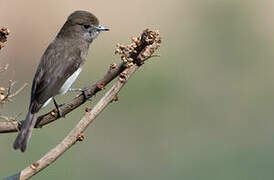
<box><xmin>13</xmin><ymin>110</ymin><xmax>38</xmax><ymax>152</ymax></box>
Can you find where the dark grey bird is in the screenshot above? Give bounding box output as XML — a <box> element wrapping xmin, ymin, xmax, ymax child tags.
<box><xmin>13</xmin><ymin>10</ymin><xmax>109</xmax><ymax>152</ymax></box>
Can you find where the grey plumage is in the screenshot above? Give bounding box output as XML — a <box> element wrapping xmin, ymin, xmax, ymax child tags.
<box><xmin>13</xmin><ymin>10</ymin><xmax>109</xmax><ymax>152</ymax></box>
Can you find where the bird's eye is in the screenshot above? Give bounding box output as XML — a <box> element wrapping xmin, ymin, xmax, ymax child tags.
<box><xmin>83</xmin><ymin>24</ymin><xmax>91</xmax><ymax>29</ymax></box>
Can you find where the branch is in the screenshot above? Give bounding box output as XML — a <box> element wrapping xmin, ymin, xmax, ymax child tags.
<box><xmin>0</xmin><ymin>60</ymin><xmax>125</xmax><ymax>132</ymax></box>
<box><xmin>0</xmin><ymin>29</ymin><xmax>160</xmax><ymax>133</ymax></box>
<box><xmin>3</xmin><ymin>29</ymin><xmax>161</xmax><ymax>180</ymax></box>
<box><xmin>0</xmin><ymin>27</ymin><xmax>27</xmax><ymax>105</ymax></box>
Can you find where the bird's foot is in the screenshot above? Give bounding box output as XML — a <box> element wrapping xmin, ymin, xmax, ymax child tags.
<box><xmin>69</xmin><ymin>87</ymin><xmax>88</xmax><ymax>92</ymax></box>
<box><xmin>53</xmin><ymin>98</ymin><xmax>65</xmax><ymax>118</ymax></box>
<box><xmin>69</xmin><ymin>87</ymin><xmax>90</xmax><ymax>100</ymax></box>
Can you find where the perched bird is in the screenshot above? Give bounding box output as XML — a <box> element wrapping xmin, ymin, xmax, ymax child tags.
<box><xmin>13</xmin><ymin>10</ymin><xmax>109</xmax><ymax>152</ymax></box>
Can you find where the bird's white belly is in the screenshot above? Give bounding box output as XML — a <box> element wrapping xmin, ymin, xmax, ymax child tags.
<box><xmin>41</xmin><ymin>67</ymin><xmax>82</xmax><ymax>109</ymax></box>
<box><xmin>59</xmin><ymin>67</ymin><xmax>82</xmax><ymax>94</ymax></box>
<box><xmin>42</xmin><ymin>97</ymin><xmax>53</xmax><ymax>108</ymax></box>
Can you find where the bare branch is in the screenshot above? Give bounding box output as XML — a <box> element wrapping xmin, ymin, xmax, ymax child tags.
<box><xmin>6</xmin><ymin>83</ymin><xmax>28</xmax><ymax>98</ymax></box>
<box><xmin>3</xmin><ymin>29</ymin><xmax>161</xmax><ymax>180</ymax></box>
<box><xmin>0</xmin><ymin>113</ymin><xmax>20</xmax><ymax>132</ymax></box>
<box><xmin>0</xmin><ymin>29</ymin><xmax>161</xmax><ymax>133</ymax></box>
<box><xmin>0</xmin><ymin>81</ymin><xmax>28</xmax><ymax>105</ymax></box>
<box><xmin>15</xmin><ymin>64</ymin><xmax>140</xmax><ymax>180</ymax></box>
<box><xmin>0</xmin><ymin>27</ymin><xmax>27</xmax><ymax>106</ymax></box>
<box><xmin>0</xmin><ymin>62</ymin><xmax>126</xmax><ymax>132</ymax></box>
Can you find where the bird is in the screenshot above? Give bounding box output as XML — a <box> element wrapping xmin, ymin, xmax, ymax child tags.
<box><xmin>13</xmin><ymin>10</ymin><xmax>109</xmax><ymax>152</ymax></box>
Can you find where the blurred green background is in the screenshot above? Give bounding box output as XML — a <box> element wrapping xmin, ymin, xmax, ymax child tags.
<box><xmin>1</xmin><ymin>0</ymin><xmax>274</xmax><ymax>179</ymax></box>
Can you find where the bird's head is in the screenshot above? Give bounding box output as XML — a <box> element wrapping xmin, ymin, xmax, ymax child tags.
<box><xmin>58</xmin><ymin>10</ymin><xmax>109</xmax><ymax>43</ymax></box>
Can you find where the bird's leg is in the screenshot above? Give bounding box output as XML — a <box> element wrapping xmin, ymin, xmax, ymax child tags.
<box><xmin>68</xmin><ymin>87</ymin><xmax>90</xmax><ymax>100</ymax></box>
<box><xmin>53</xmin><ymin>98</ymin><xmax>65</xmax><ymax>117</ymax></box>
<box><xmin>68</xmin><ymin>87</ymin><xmax>88</xmax><ymax>92</ymax></box>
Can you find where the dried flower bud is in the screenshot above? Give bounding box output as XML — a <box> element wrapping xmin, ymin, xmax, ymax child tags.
<box><xmin>51</xmin><ymin>109</ymin><xmax>58</xmax><ymax>116</ymax></box>
<box><xmin>1</xmin><ymin>28</ymin><xmax>10</xmax><ymax>36</ymax></box>
<box><xmin>31</xmin><ymin>162</ymin><xmax>40</xmax><ymax>169</ymax></box>
<box><xmin>109</xmin><ymin>63</ymin><xmax>117</xmax><ymax>69</ymax></box>
<box><xmin>121</xmin><ymin>56</ymin><xmax>127</xmax><ymax>62</ymax></box>
<box><xmin>85</xmin><ymin>106</ymin><xmax>92</xmax><ymax>112</ymax></box>
<box><xmin>114</xmin><ymin>95</ymin><xmax>119</xmax><ymax>102</ymax></box>
<box><xmin>131</xmin><ymin>37</ymin><xmax>138</xmax><ymax>43</ymax></box>
<box><xmin>126</xmin><ymin>62</ymin><xmax>134</xmax><ymax>68</ymax></box>
<box><xmin>97</xmin><ymin>83</ymin><xmax>105</xmax><ymax>90</ymax></box>
<box><xmin>77</xmin><ymin>133</ymin><xmax>85</xmax><ymax>141</ymax></box>
<box><xmin>0</xmin><ymin>87</ymin><xmax>5</xmax><ymax>95</ymax></box>
<box><xmin>119</xmin><ymin>72</ymin><xmax>127</xmax><ymax>83</ymax></box>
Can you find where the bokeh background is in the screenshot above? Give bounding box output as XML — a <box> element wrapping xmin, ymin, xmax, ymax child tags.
<box><xmin>1</xmin><ymin>0</ymin><xmax>274</xmax><ymax>179</ymax></box>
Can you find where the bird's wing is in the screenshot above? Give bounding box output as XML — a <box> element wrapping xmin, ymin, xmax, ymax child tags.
<box><xmin>30</xmin><ymin>41</ymin><xmax>83</xmax><ymax>113</ymax></box>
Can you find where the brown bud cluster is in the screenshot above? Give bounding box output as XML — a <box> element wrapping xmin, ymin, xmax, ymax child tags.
<box><xmin>115</xmin><ymin>43</ymin><xmax>136</xmax><ymax>64</ymax></box>
<box><xmin>0</xmin><ymin>28</ymin><xmax>10</xmax><ymax>36</ymax></box>
<box><xmin>114</xmin><ymin>35</ymin><xmax>141</xmax><ymax>65</ymax></box>
<box><xmin>115</xmin><ymin>29</ymin><xmax>161</xmax><ymax>66</ymax></box>
<box><xmin>0</xmin><ymin>27</ymin><xmax>10</xmax><ymax>49</ymax></box>
<box><xmin>138</xmin><ymin>29</ymin><xmax>161</xmax><ymax>61</ymax></box>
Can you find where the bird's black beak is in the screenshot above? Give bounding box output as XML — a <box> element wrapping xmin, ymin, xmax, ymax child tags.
<box><xmin>96</xmin><ymin>25</ymin><xmax>109</xmax><ymax>31</ymax></box>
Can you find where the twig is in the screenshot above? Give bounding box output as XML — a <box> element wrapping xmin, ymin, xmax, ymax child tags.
<box><xmin>7</xmin><ymin>83</ymin><xmax>28</xmax><ymax>98</ymax></box>
<box><xmin>0</xmin><ymin>81</ymin><xmax>28</xmax><ymax>105</ymax></box>
<box><xmin>0</xmin><ymin>113</ymin><xmax>21</xmax><ymax>132</ymax></box>
<box><xmin>0</xmin><ymin>64</ymin><xmax>9</xmax><ymax>73</ymax></box>
<box><xmin>7</xmin><ymin>64</ymin><xmax>140</xmax><ymax>180</ymax></box>
<box><xmin>0</xmin><ymin>27</ymin><xmax>24</xmax><ymax>106</ymax></box>
<box><xmin>3</xmin><ymin>29</ymin><xmax>161</xmax><ymax>180</ymax></box>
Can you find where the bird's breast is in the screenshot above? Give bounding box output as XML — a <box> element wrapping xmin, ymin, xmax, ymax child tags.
<box><xmin>59</xmin><ymin>66</ymin><xmax>82</xmax><ymax>94</ymax></box>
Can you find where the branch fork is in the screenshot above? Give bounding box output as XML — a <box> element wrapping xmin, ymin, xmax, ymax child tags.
<box><xmin>2</xmin><ymin>29</ymin><xmax>161</xmax><ymax>180</ymax></box>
